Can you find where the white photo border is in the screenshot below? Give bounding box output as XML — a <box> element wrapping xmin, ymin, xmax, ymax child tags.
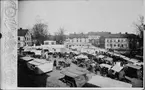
<box><xmin>1</xmin><ymin>0</ymin><xmax>18</xmax><ymax>89</ymax></box>
<box><xmin>0</xmin><ymin>0</ymin><xmax>144</xmax><ymax>89</ymax></box>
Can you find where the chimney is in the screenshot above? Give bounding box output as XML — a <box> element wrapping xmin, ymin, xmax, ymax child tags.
<box><xmin>19</xmin><ymin>28</ymin><xmax>22</xmax><ymax>30</ymax></box>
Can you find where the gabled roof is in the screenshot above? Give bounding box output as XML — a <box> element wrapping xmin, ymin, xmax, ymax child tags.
<box><xmin>18</xmin><ymin>28</ymin><xmax>29</xmax><ymax>36</ymax></box>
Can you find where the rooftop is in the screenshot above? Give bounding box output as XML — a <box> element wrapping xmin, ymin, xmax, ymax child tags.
<box><xmin>103</xmin><ymin>33</ymin><xmax>137</xmax><ymax>38</ymax></box>
<box><xmin>68</xmin><ymin>33</ymin><xmax>88</xmax><ymax>39</ymax></box>
<box><xmin>18</xmin><ymin>28</ymin><xmax>29</xmax><ymax>36</ymax></box>
<box><xmin>67</xmin><ymin>32</ymin><xmax>138</xmax><ymax>39</ymax></box>
<box><xmin>88</xmin><ymin>32</ymin><xmax>111</xmax><ymax>36</ymax></box>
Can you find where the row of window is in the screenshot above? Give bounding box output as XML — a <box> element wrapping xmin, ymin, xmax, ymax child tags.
<box><xmin>44</xmin><ymin>42</ymin><xmax>55</xmax><ymax>45</ymax></box>
<box><xmin>18</xmin><ymin>37</ymin><xmax>31</xmax><ymax>41</ymax></box>
<box><xmin>107</xmin><ymin>44</ymin><xmax>128</xmax><ymax>48</ymax></box>
<box><xmin>67</xmin><ymin>39</ymin><xmax>89</xmax><ymax>43</ymax></box>
<box><xmin>107</xmin><ymin>39</ymin><xmax>126</xmax><ymax>43</ymax></box>
<box><xmin>18</xmin><ymin>42</ymin><xmax>32</xmax><ymax>47</ymax></box>
<box><xmin>25</xmin><ymin>37</ymin><xmax>31</xmax><ymax>41</ymax></box>
<box><xmin>68</xmin><ymin>44</ymin><xmax>90</xmax><ymax>47</ymax></box>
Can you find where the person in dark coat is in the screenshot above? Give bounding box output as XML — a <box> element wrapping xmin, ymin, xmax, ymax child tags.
<box><xmin>53</xmin><ymin>60</ymin><xmax>57</xmax><ymax>67</ymax></box>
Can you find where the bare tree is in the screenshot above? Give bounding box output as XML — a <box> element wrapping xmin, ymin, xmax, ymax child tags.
<box><xmin>31</xmin><ymin>20</ymin><xmax>49</xmax><ymax>45</ymax></box>
<box><xmin>54</xmin><ymin>27</ymin><xmax>66</xmax><ymax>44</ymax></box>
<box><xmin>133</xmin><ymin>16</ymin><xmax>144</xmax><ymax>47</ymax></box>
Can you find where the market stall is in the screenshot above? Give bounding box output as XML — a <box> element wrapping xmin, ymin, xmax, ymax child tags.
<box><xmin>97</xmin><ymin>55</ymin><xmax>105</xmax><ymax>59</ymax></box>
<box><xmin>21</xmin><ymin>56</ymin><xmax>34</xmax><ymax>62</ymax></box>
<box><xmin>60</xmin><ymin>66</ymin><xmax>89</xmax><ymax>87</ymax></box>
<box><xmin>124</xmin><ymin>64</ymin><xmax>142</xmax><ymax>79</ymax></box>
<box><xmin>75</xmin><ymin>54</ymin><xmax>88</xmax><ymax>59</ymax></box>
<box><xmin>100</xmin><ymin>64</ymin><xmax>112</xmax><ymax>69</ymax></box>
<box><xmin>27</xmin><ymin>59</ymin><xmax>54</xmax><ymax>74</ymax></box>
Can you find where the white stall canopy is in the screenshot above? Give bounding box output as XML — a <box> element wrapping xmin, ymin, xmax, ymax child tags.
<box><xmin>97</xmin><ymin>55</ymin><xmax>105</xmax><ymax>59</ymax></box>
<box><xmin>75</xmin><ymin>54</ymin><xmax>88</xmax><ymax>59</ymax></box>
<box><xmin>88</xmin><ymin>75</ymin><xmax>132</xmax><ymax>87</ymax></box>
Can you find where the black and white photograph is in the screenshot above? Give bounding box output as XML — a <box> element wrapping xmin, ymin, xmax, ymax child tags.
<box><xmin>17</xmin><ymin>0</ymin><xmax>143</xmax><ymax>88</ymax></box>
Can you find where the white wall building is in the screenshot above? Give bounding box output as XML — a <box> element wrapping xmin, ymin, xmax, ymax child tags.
<box><xmin>18</xmin><ymin>28</ymin><xmax>32</xmax><ymax>48</ymax></box>
<box><xmin>105</xmin><ymin>38</ymin><xmax>129</xmax><ymax>50</ymax></box>
<box><xmin>104</xmin><ymin>33</ymin><xmax>131</xmax><ymax>50</ymax></box>
<box><xmin>65</xmin><ymin>34</ymin><xmax>92</xmax><ymax>49</ymax></box>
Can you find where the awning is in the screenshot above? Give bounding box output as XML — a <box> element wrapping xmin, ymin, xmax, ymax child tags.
<box><xmin>111</xmin><ymin>63</ymin><xmax>123</xmax><ymax>72</ymax></box>
<box><xmin>100</xmin><ymin>64</ymin><xmax>112</xmax><ymax>69</ymax></box>
<box><xmin>75</xmin><ymin>54</ymin><xmax>88</xmax><ymax>59</ymax></box>
<box><xmin>126</xmin><ymin>64</ymin><xmax>141</xmax><ymax>70</ymax></box>
<box><xmin>21</xmin><ymin>56</ymin><xmax>34</xmax><ymax>61</ymax></box>
<box><xmin>97</xmin><ymin>55</ymin><xmax>105</xmax><ymax>59</ymax></box>
<box><xmin>61</xmin><ymin>66</ymin><xmax>88</xmax><ymax>78</ymax></box>
<box><xmin>104</xmin><ymin>57</ymin><xmax>113</xmax><ymax>62</ymax></box>
<box><xmin>88</xmin><ymin>75</ymin><xmax>132</xmax><ymax>87</ymax></box>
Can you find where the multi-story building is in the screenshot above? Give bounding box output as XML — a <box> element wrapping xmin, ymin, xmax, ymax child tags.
<box><xmin>64</xmin><ymin>33</ymin><xmax>92</xmax><ymax>49</ymax></box>
<box><xmin>100</xmin><ymin>33</ymin><xmax>139</xmax><ymax>50</ymax></box>
<box><xmin>88</xmin><ymin>32</ymin><xmax>111</xmax><ymax>47</ymax></box>
<box><xmin>18</xmin><ymin>28</ymin><xmax>32</xmax><ymax>48</ymax></box>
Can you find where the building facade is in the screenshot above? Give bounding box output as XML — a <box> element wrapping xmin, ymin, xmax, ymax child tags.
<box><xmin>18</xmin><ymin>28</ymin><xmax>32</xmax><ymax>48</ymax></box>
<box><xmin>88</xmin><ymin>32</ymin><xmax>111</xmax><ymax>47</ymax></box>
<box><xmin>64</xmin><ymin>33</ymin><xmax>92</xmax><ymax>49</ymax></box>
<box><xmin>102</xmin><ymin>33</ymin><xmax>139</xmax><ymax>51</ymax></box>
<box><xmin>105</xmin><ymin>38</ymin><xmax>129</xmax><ymax>50</ymax></box>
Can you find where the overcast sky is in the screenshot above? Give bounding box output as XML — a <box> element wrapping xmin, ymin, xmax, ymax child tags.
<box><xmin>18</xmin><ymin>0</ymin><xmax>143</xmax><ymax>35</ymax></box>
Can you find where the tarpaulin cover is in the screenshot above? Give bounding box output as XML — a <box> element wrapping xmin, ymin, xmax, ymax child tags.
<box><xmin>88</xmin><ymin>75</ymin><xmax>132</xmax><ymax>87</ymax></box>
<box><xmin>21</xmin><ymin>56</ymin><xmax>34</xmax><ymax>61</ymax></box>
<box><xmin>100</xmin><ymin>64</ymin><xmax>112</xmax><ymax>69</ymax></box>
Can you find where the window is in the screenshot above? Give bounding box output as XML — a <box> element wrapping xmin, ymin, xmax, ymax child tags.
<box><xmin>18</xmin><ymin>37</ymin><xmax>20</xmax><ymax>40</ymax></box>
<box><xmin>126</xmin><ymin>44</ymin><xmax>128</xmax><ymax>47</ymax></box>
<box><xmin>107</xmin><ymin>44</ymin><xmax>109</xmax><ymax>46</ymax></box>
<box><xmin>77</xmin><ymin>39</ymin><xmax>78</xmax><ymax>42</ymax></box>
<box><xmin>118</xmin><ymin>39</ymin><xmax>120</xmax><ymax>42</ymax></box>
<box><xmin>114</xmin><ymin>44</ymin><xmax>116</xmax><ymax>47</ymax></box>
<box><xmin>80</xmin><ymin>39</ymin><xmax>82</xmax><ymax>42</ymax></box>
<box><xmin>121</xmin><ymin>44</ymin><xmax>123</xmax><ymax>47</ymax></box>
<box><xmin>107</xmin><ymin>39</ymin><xmax>109</xmax><ymax>42</ymax></box>
<box><xmin>121</xmin><ymin>39</ymin><xmax>123</xmax><ymax>42</ymax></box>
<box><xmin>118</xmin><ymin>44</ymin><xmax>120</xmax><ymax>47</ymax></box>
<box><xmin>110</xmin><ymin>40</ymin><xmax>112</xmax><ymax>42</ymax></box>
<box><xmin>114</xmin><ymin>40</ymin><xmax>116</xmax><ymax>42</ymax></box>
<box><xmin>51</xmin><ymin>42</ymin><xmax>54</xmax><ymax>45</ymax></box>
